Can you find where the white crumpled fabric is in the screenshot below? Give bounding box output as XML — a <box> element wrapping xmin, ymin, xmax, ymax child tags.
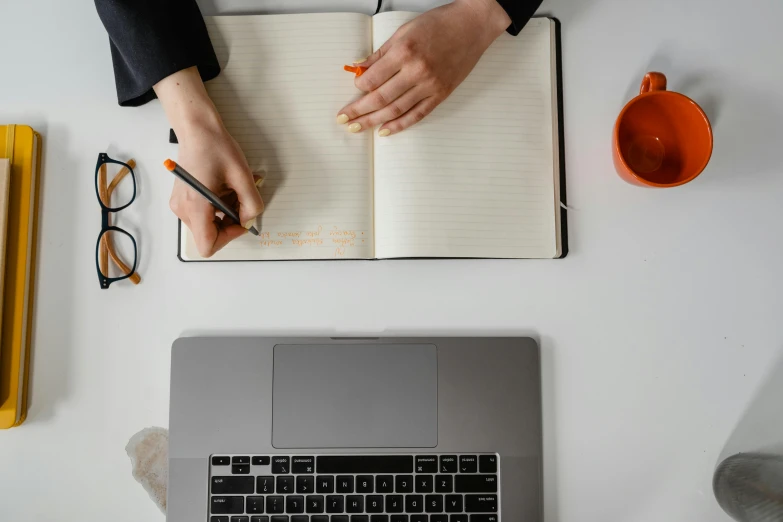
<box><xmin>126</xmin><ymin>426</ymin><xmax>169</xmax><ymax>514</ymax></box>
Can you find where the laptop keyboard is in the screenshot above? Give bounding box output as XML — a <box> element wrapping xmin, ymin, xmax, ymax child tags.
<box><xmin>209</xmin><ymin>454</ymin><xmax>500</xmax><ymax>522</ymax></box>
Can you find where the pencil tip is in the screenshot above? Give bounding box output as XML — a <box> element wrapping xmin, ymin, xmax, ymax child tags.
<box><xmin>249</xmin><ymin>226</ymin><xmax>260</xmax><ymax>236</ymax></box>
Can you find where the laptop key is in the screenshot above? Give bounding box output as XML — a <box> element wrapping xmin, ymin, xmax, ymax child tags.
<box><xmin>212</xmin><ymin>496</ymin><xmax>245</xmax><ymax>514</ymax></box>
<box><xmin>449</xmin><ymin>516</ymin><xmax>468</xmax><ymax>522</ymax></box>
<box><xmin>469</xmin><ymin>516</ymin><xmax>498</xmax><ymax>522</ymax></box>
<box><xmin>405</xmin><ymin>495</ymin><xmax>424</xmax><ymax>513</ymax></box>
<box><xmin>250</xmin><ymin>517</ymin><xmax>269</xmax><ymax>522</ymax></box>
<box><xmin>464</xmin><ymin>495</ymin><xmax>497</xmax><ymax>513</ymax></box>
<box><xmin>212</xmin><ymin>476</ymin><xmax>254</xmax><ymax>494</ymax></box>
<box><xmin>292</xmin><ymin>456</ymin><xmax>315</xmax><ymax>474</ymax></box>
<box><xmin>297</xmin><ymin>476</ymin><xmax>314</xmax><ymax>494</ymax></box>
<box><xmin>435</xmin><ymin>475</ymin><xmax>453</xmax><ymax>493</ymax></box>
<box><xmin>444</xmin><ymin>495</ymin><xmax>463</xmax><ymax>513</ymax></box>
<box><xmin>459</xmin><ymin>456</ymin><xmax>477</xmax><ymax>473</ymax></box>
<box><xmin>272</xmin><ymin>456</ymin><xmax>290</xmax><ymax>474</ymax></box>
<box><xmin>337</xmin><ymin>476</ymin><xmax>354</xmax><ymax>493</ymax></box>
<box><xmin>286</xmin><ymin>495</ymin><xmax>304</xmax><ymax>513</ymax></box>
<box><xmin>266</xmin><ymin>496</ymin><xmax>285</xmax><ymax>514</ymax></box>
<box><xmin>311</xmin><ymin>517</ymin><xmax>328</xmax><ymax>522</ymax></box>
<box><xmin>416</xmin><ymin>456</ymin><xmax>438</xmax><ymax>474</ymax></box>
<box><xmin>331</xmin><ymin>516</ymin><xmax>349</xmax><ymax>522</ymax></box>
<box><xmin>425</xmin><ymin>495</ymin><xmax>444</xmax><ymax>513</ymax></box>
<box><xmin>317</xmin><ymin>475</ymin><xmax>334</xmax><ymax>493</ymax></box>
<box><xmin>455</xmin><ymin>475</ymin><xmax>497</xmax><ymax>494</ymax></box>
<box><xmin>416</xmin><ymin>475</ymin><xmax>434</xmax><ymax>493</ymax></box>
<box><xmin>376</xmin><ymin>475</ymin><xmax>394</xmax><ymax>493</ymax></box>
<box><xmin>371</xmin><ymin>516</ymin><xmax>389</xmax><ymax>522</ymax></box>
<box><xmin>356</xmin><ymin>475</ymin><xmax>374</xmax><ymax>493</ymax></box>
<box><xmin>291</xmin><ymin>517</ymin><xmax>309</xmax><ymax>522</ymax></box>
<box><xmin>326</xmin><ymin>495</ymin><xmax>345</xmax><ymax>513</ymax></box>
<box><xmin>366</xmin><ymin>495</ymin><xmax>384</xmax><ymax>513</ymax></box>
<box><xmin>270</xmin><ymin>517</ymin><xmax>289</xmax><ymax>522</ymax></box>
<box><xmin>346</xmin><ymin>495</ymin><xmax>364</xmax><ymax>513</ymax></box>
<box><xmin>410</xmin><ymin>515</ymin><xmax>428</xmax><ymax>522</ymax></box>
<box><xmin>478</xmin><ymin>456</ymin><xmax>497</xmax><ymax>473</ymax></box>
<box><xmin>317</xmin><ymin>455</ymin><xmax>413</xmax><ymax>474</ymax></box>
<box><xmin>233</xmin><ymin>456</ymin><xmax>250</xmax><ymax>465</ymax></box>
<box><xmin>258</xmin><ymin>476</ymin><xmax>275</xmax><ymax>494</ymax></box>
<box><xmin>212</xmin><ymin>456</ymin><xmax>230</xmax><ymax>466</ymax></box>
<box><xmin>391</xmin><ymin>516</ymin><xmax>409</xmax><ymax>522</ymax></box>
<box><xmin>211</xmin><ymin>517</ymin><xmax>229</xmax><ymax>522</ymax></box>
<box><xmin>246</xmin><ymin>496</ymin><xmax>265</xmax><ymax>514</ymax></box>
<box><xmin>439</xmin><ymin>456</ymin><xmax>457</xmax><ymax>473</ymax></box>
<box><xmin>350</xmin><ymin>517</ymin><xmax>369</xmax><ymax>522</ymax></box>
<box><xmin>386</xmin><ymin>494</ymin><xmax>404</xmax><ymax>513</ymax></box>
<box><xmin>277</xmin><ymin>476</ymin><xmax>294</xmax><ymax>494</ymax></box>
<box><xmin>306</xmin><ymin>494</ymin><xmax>324</xmax><ymax>513</ymax></box>
<box><xmin>231</xmin><ymin>517</ymin><xmax>249</xmax><ymax>522</ymax></box>
<box><xmin>396</xmin><ymin>475</ymin><xmax>413</xmax><ymax>493</ymax></box>
<box><xmin>232</xmin><ymin>464</ymin><xmax>250</xmax><ymax>474</ymax></box>
<box><xmin>252</xmin><ymin>456</ymin><xmax>271</xmax><ymax>466</ymax></box>
<box><xmin>431</xmin><ymin>516</ymin><xmax>448</xmax><ymax>522</ymax></box>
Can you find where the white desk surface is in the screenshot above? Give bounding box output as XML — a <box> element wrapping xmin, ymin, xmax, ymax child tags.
<box><xmin>2</xmin><ymin>0</ymin><xmax>783</xmax><ymax>520</ymax></box>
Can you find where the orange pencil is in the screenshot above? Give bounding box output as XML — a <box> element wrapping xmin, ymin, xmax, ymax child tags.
<box><xmin>344</xmin><ymin>65</ymin><xmax>368</xmax><ymax>77</ymax></box>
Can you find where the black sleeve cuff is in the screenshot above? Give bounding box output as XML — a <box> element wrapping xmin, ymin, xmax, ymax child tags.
<box><xmin>95</xmin><ymin>0</ymin><xmax>220</xmax><ymax>106</ymax></box>
<box><xmin>495</xmin><ymin>0</ymin><xmax>544</xmax><ymax>36</ymax></box>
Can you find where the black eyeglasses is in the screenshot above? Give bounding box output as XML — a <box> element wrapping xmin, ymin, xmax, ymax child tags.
<box><xmin>95</xmin><ymin>153</ymin><xmax>140</xmax><ymax>289</ymax></box>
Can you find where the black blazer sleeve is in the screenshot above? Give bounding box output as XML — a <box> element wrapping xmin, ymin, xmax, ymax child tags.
<box><xmin>496</xmin><ymin>0</ymin><xmax>544</xmax><ymax>35</ymax></box>
<box><xmin>94</xmin><ymin>0</ymin><xmax>220</xmax><ymax>106</ymax></box>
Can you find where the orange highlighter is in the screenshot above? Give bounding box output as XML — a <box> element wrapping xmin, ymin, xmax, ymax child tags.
<box><xmin>344</xmin><ymin>65</ymin><xmax>368</xmax><ymax>77</ymax></box>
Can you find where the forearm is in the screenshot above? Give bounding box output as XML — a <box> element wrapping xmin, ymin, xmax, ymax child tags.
<box><xmin>154</xmin><ymin>67</ymin><xmax>223</xmax><ymax>140</ymax></box>
<box><xmin>459</xmin><ymin>0</ymin><xmax>513</xmax><ymax>41</ymax></box>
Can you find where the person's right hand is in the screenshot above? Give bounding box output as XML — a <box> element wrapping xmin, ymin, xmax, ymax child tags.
<box><xmin>154</xmin><ymin>67</ymin><xmax>264</xmax><ymax>258</ymax></box>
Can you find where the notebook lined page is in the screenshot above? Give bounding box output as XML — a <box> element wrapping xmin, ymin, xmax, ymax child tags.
<box><xmin>182</xmin><ymin>14</ymin><xmax>374</xmax><ymax>261</ymax></box>
<box><xmin>372</xmin><ymin>13</ymin><xmax>560</xmax><ymax>259</ymax></box>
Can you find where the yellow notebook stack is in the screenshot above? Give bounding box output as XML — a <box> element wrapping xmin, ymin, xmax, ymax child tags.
<box><xmin>0</xmin><ymin>125</ymin><xmax>42</xmax><ymax>429</ymax></box>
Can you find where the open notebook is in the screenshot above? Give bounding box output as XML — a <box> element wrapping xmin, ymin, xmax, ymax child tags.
<box><xmin>179</xmin><ymin>11</ymin><xmax>564</xmax><ymax>261</ymax></box>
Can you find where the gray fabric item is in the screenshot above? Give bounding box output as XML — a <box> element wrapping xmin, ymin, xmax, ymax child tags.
<box><xmin>126</xmin><ymin>427</ymin><xmax>169</xmax><ymax>514</ymax></box>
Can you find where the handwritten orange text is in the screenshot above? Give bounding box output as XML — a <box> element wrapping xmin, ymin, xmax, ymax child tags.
<box><xmin>329</xmin><ymin>227</ymin><xmax>357</xmax><ymax>239</ymax></box>
<box><xmin>332</xmin><ymin>238</ymin><xmax>355</xmax><ymax>247</ymax></box>
<box><xmin>292</xmin><ymin>239</ymin><xmax>323</xmax><ymax>247</ymax></box>
<box><xmin>306</xmin><ymin>225</ymin><xmax>323</xmax><ymax>238</ymax></box>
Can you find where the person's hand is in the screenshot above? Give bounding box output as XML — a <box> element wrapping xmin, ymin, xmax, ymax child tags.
<box><xmin>336</xmin><ymin>0</ymin><xmax>511</xmax><ymax>136</ymax></box>
<box><xmin>154</xmin><ymin>67</ymin><xmax>264</xmax><ymax>258</ymax></box>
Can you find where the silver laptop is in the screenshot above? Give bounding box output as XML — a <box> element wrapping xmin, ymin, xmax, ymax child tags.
<box><xmin>168</xmin><ymin>337</ymin><xmax>542</xmax><ymax>522</ymax></box>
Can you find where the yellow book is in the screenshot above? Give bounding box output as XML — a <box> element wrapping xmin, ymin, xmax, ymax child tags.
<box><xmin>0</xmin><ymin>124</ymin><xmax>42</xmax><ymax>429</ymax></box>
<box><xmin>0</xmin><ymin>160</ymin><xmax>12</xmax><ymax>351</ymax></box>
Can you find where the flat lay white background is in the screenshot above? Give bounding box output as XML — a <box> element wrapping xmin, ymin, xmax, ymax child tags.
<box><xmin>1</xmin><ymin>0</ymin><xmax>782</xmax><ymax>520</ymax></box>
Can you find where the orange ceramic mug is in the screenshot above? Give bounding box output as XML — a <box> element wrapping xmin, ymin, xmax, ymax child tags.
<box><xmin>613</xmin><ymin>72</ymin><xmax>713</xmax><ymax>187</ymax></box>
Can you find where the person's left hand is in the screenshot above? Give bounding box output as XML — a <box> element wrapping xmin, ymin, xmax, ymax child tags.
<box><xmin>336</xmin><ymin>0</ymin><xmax>511</xmax><ymax>136</ymax></box>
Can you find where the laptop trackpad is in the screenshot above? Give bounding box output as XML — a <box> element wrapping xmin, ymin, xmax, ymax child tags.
<box><xmin>272</xmin><ymin>344</ymin><xmax>438</xmax><ymax>449</ymax></box>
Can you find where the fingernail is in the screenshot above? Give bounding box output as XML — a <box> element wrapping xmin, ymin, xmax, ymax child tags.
<box><xmin>348</xmin><ymin>123</ymin><xmax>362</xmax><ymax>133</ymax></box>
<box><xmin>378</xmin><ymin>129</ymin><xmax>391</xmax><ymax>137</ymax></box>
<box><xmin>336</xmin><ymin>114</ymin><xmax>350</xmax><ymax>124</ymax></box>
<box><xmin>244</xmin><ymin>220</ymin><xmax>255</xmax><ymax>230</ymax></box>
<box><xmin>353</xmin><ymin>56</ymin><xmax>369</xmax><ymax>64</ymax></box>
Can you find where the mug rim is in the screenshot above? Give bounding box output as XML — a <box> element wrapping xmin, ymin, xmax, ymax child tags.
<box><xmin>614</xmin><ymin>90</ymin><xmax>714</xmax><ymax>188</ymax></box>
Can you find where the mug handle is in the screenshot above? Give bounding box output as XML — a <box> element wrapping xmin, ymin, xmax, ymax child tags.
<box><xmin>640</xmin><ymin>72</ymin><xmax>667</xmax><ymax>94</ymax></box>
